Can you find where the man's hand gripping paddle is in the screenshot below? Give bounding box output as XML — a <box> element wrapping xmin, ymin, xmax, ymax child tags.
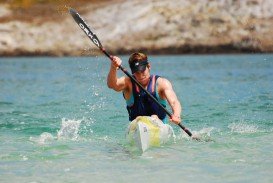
<box><xmin>69</xmin><ymin>8</ymin><xmax>198</xmax><ymax>139</ymax></box>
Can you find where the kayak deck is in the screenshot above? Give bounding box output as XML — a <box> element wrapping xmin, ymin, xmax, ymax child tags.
<box><xmin>126</xmin><ymin>116</ymin><xmax>174</xmax><ymax>152</ymax></box>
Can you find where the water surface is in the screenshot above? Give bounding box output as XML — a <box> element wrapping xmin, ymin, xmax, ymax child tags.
<box><xmin>0</xmin><ymin>54</ymin><xmax>272</xmax><ymax>182</ymax></box>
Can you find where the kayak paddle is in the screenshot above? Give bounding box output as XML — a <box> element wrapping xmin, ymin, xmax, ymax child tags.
<box><xmin>69</xmin><ymin>8</ymin><xmax>193</xmax><ymax>137</ymax></box>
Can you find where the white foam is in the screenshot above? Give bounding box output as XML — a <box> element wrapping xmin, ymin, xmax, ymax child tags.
<box><xmin>29</xmin><ymin>132</ymin><xmax>54</xmax><ymax>145</ymax></box>
<box><xmin>20</xmin><ymin>154</ymin><xmax>29</xmax><ymax>161</ymax></box>
<box><xmin>57</xmin><ymin>118</ymin><xmax>81</xmax><ymax>140</ymax></box>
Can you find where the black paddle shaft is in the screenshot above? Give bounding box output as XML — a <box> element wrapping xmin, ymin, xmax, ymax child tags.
<box><xmin>69</xmin><ymin>8</ymin><xmax>192</xmax><ymax>137</ymax></box>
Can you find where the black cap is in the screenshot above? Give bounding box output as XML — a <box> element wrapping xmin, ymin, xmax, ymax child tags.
<box><xmin>129</xmin><ymin>60</ymin><xmax>149</xmax><ymax>74</ymax></box>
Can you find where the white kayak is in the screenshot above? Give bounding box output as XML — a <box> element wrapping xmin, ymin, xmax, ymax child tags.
<box><xmin>126</xmin><ymin>116</ymin><xmax>175</xmax><ymax>152</ymax></box>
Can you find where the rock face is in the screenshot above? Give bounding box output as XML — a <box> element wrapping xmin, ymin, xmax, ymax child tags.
<box><xmin>0</xmin><ymin>0</ymin><xmax>272</xmax><ymax>56</ymax></box>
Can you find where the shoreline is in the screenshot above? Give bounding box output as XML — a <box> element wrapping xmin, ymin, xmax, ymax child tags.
<box><xmin>1</xmin><ymin>52</ymin><xmax>271</xmax><ymax>58</ymax></box>
<box><xmin>0</xmin><ymin>44</ymin><xmax>267</xmax><ymax>57</ymax></box>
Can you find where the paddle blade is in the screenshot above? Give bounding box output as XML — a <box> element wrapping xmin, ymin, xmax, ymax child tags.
<box><xmin>69</xmin><ymin>8</ymin><xmax>102</xmax><ymax>49</ymax></box>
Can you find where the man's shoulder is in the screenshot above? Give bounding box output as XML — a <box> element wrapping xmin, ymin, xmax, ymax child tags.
<box><xmin>156</xmin><ymin>76</ymin><xmax>168</xmax><ymax>83</ymax></box>
<box><xmin>156</xmin><ymin>76</ymin><xmax>172</xmax><ymax>89</ymax></box>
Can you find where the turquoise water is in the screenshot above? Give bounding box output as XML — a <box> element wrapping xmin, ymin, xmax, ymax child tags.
<box><xmin>0</xmin><ymin>54</ymin><xmax>272</xmax><ymax>182</ymax></box>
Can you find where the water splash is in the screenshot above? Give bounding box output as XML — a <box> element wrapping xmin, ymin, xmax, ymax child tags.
<box><xmin>193</xmin><ymin>127</ymin><xmax>215</xmax><ymax>141</ymax></box>
<box><xmin>57</xmin><ymin>118</ymin><xmax>81</xmax><ymax>140</ymax></box>
<box><xmin>80</xmin><ymin>116</ymin><xmax>94</xmax><ymax>135</ymax></box>
<box><xmin>228</xmin><ymin>122</ymin><xmax>258</xmax><ymax>134</ymax></box>
<box><xmin>177</xmin><ymin>127</ymin><xmax>215</xmax><ymax>142</ymax></box>
<box><xmin>29</xmin><ymin>132</ymin><xmax>54</xmax><ymax>145</ymax></box>
<box><xmin>30</xmin><ymin>118</ymin><xmax>92</xmax><ymax>144</ymax></box>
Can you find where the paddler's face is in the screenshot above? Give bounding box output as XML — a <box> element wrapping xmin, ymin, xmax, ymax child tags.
<box><xmin>133</xmin><ymin>64</ymin><xmax>151</xmax><ymax>85</ymax></box>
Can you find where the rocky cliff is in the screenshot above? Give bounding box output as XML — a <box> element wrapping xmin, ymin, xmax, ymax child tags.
<box><xmin>0</xmin><ymin>0</ymin><xmax>272</xmax><ymax>56</ymax></box>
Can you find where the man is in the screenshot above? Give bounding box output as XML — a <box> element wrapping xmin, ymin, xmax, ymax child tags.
<box><xmin>107</xmin><ymin>52</ymin><xmax>182</xmax><ymax>125</ymax></box>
